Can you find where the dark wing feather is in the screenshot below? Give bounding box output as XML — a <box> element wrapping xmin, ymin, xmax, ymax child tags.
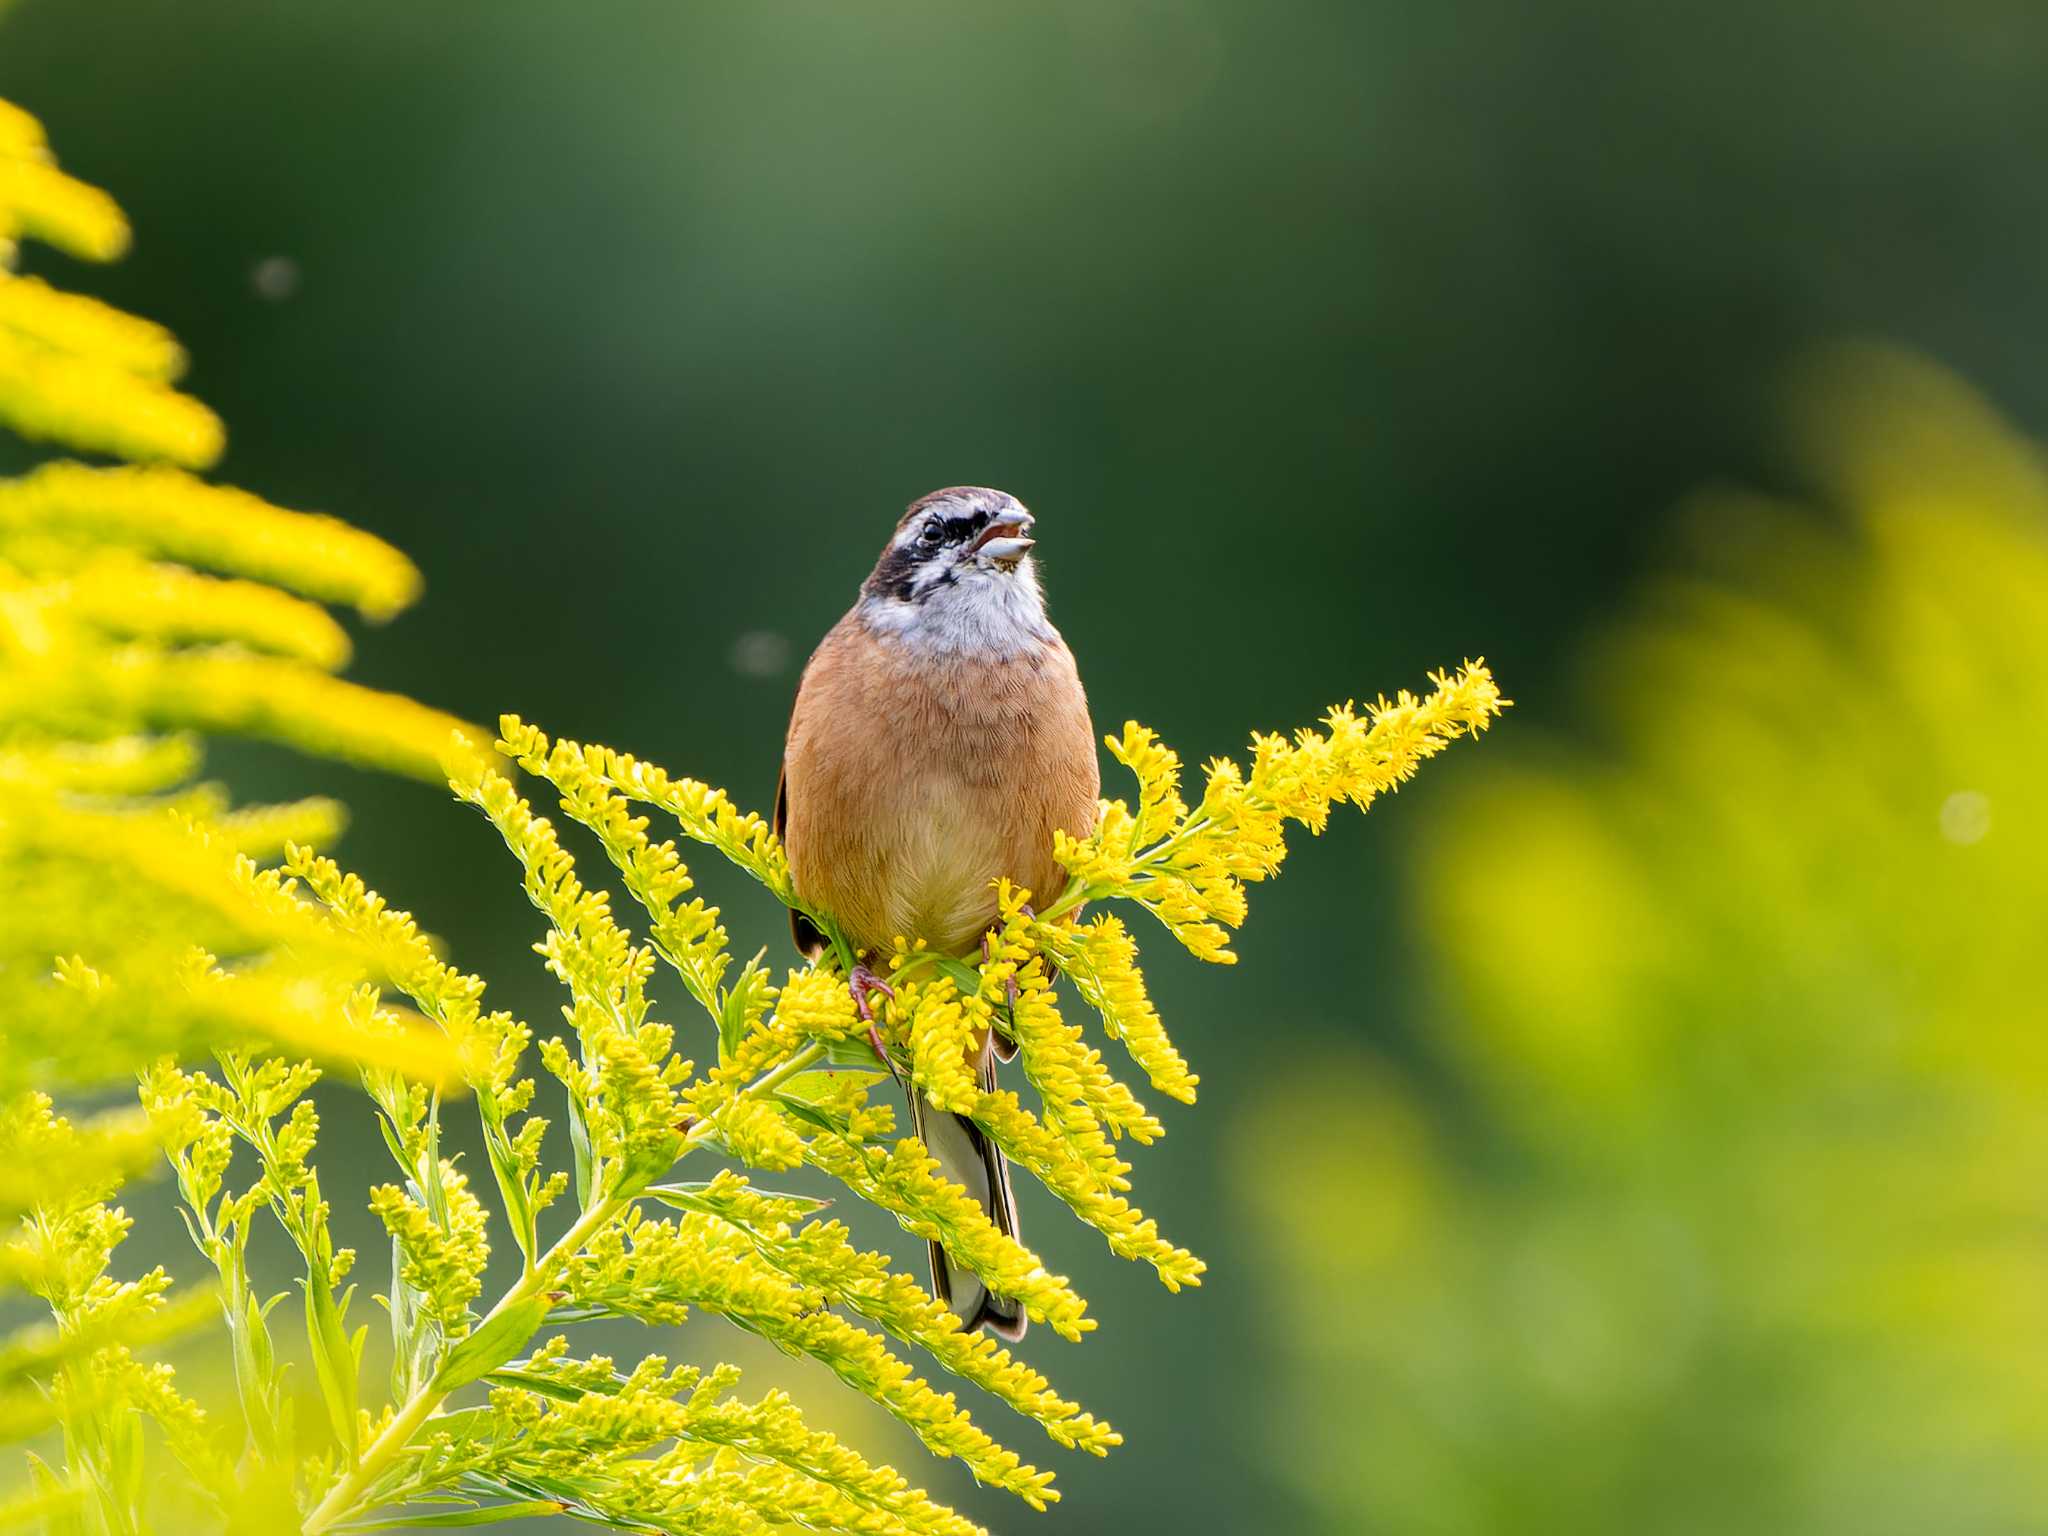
<box><xmin>775</xmin><ymin>762</ymin><xmax>830</xmax><ymax>961</ymax></box>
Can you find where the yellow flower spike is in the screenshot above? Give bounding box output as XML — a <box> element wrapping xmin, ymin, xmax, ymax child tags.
<box><xmin>0</xmin><ymin>274</ymin><xmax>185</xmax><ymax>380</ymax></box>
<box><xmin>1</xmin><ymin>86</ymin><xmax>1503</xmax><ymax>1522</ymax></box>
<box><xmin>771</xmin><ymin>966</ymin><xmax>860</xmax><ymax>1043</ymax></box>
<box><xmin>1056</xmin><ymin>661</ymin><xmax>1504</xmax><ymax>965</ymax></box>
<box><xmin>511</xmin><ymin>716</ymin><xmax>793</xmax><ymax>903</ymax></box>
<box><xmin>806</xmin><ymin>1129</ymin><xmax>1095</xmax><ymax>1341</ymax></box>
<box><xmin>213</xmin><ymin>796</ymin><xmax>348</xmax><ymax>858</ymax></box>
<box><xmin>369</xmin><ymin>1159</ymin><xmax>490</xmax><ymax>1332</ymax></box>
<box><xmin>1045</xmin><ymin>913</ymin><xmax>1200</xmax><ymax>1103</ymax></box>
<box><xmin>1008</xmin><ymin>952</ymin><xmax>1162</xmax><ymax>1146</ymax></box>
<box><xmin>0</xmin><ymin>328</ymin><xmax>222</xmax><ymax>466</ymax></box>
<box><xmin>281</xmin><ymin>846</ymin><xmax>535</xmax><ymax>1105</ymax></box>
<box><xmin>0</xmin><ymin>732</ymin><xmax>201</xmax><ymax>795</ymax></box>
<box><xmin>0</xmin><ymin>463</ymin><xmax>424</xmax><ymax>621</ymax></box>
<box><xmin>0</xmin><ymin>99</ymin><xmax>47</xmax><ymax>158</ymax></box>
<box><xmin>0</xmin><ymin>643</ymin><xmax>479</xmax><ymax>784</ymax></box>
<box><xmin>1104</xmin><ymin>722</ymin><xmax>1188</xmax><ymax>848</ymax></box>
<box><xmin>678</xmin><ymin>1171</ymin><xmax>1119</xmax><ymax>1457</ymax></box>
<box><xmin>985</xmin><ymin>882</ymin><xmax>1162</xmax><ymax>1153</ymax></box>
<box><xmin>61</xmin><ymin>556</ymin><xmax>355</xmax><ymax>669</ymax></box>
<box><xmin>498</xmin><ymin>720</ymin><xmax>736</xmax><ymax>1019</ymax></box>
<box><xmin>0</xmin><ymin>146</ymin><xmax>130</xmax><ymax>262</ymax></box>
<box><xmin>961</xmin><ymin>1087</ymin><xmax>1202</xmax><ymax>1289</ymax></box>
<box><xmin>898</xmin><ymin>976</ymin><xmax>981</xmax><ymax>1114</ymax></box>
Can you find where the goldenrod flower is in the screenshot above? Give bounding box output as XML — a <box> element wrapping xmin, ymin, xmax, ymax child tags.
<box><xmin>0</xmin><ymin>119</ymin><xmax>128</xmax><ymax>260</ymax></box>
<box><xmin>1054</xmin><ymin>660</ymin><xmax>1505</xmax><ymax>965</ymax></box>
<box><xmin>0</xmin><ymin>91</ymin><xmax>1502</xmax><ymax>1536</ymax></box>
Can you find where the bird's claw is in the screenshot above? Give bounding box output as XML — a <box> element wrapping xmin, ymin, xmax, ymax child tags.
<box><xmin>849</xmin><ymin>963</ymin><xmax>894</xmax><ymax>1020</ymax></box>
<box><xmin>848</xmin><ymin>964</ymin><xmax>897</xmax><ymax>1071</ymax></box>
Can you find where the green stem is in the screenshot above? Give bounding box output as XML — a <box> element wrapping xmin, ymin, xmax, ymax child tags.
<box><xmin>299</xmin><ymin>1038</ymin><xmax>829</xmax><ymax>1536</ymax></box>
<box><xmin>298</xmin><ymin>1191</ymin><xmax>620</xmax><ymax>1536</ymax></box>
<box><xmin>1036</xmin><ymin>812</ymin><xmax>1221</xmax><ymax>927</ymax></box>
<box><xmin>692</xmin><ymin>1041</ymin><xmax>826</xmax><ymax>1135</ymax></box>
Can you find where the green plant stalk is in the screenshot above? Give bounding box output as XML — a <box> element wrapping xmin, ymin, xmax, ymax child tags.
<box><xmin>299</xmin><ymin>1190</ymin><xmax>620</xmax><ymax>1535</ymax></box>
<box><xmin>297</xmin><ymin>1039</ymin><xmax>828</xmax><ymax>1536</ymax></box>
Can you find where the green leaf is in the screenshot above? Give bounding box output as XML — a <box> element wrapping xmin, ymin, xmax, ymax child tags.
<box><xmin>415</xmin><ymin>1405</ymin><xmax>492</xmax><ymax>1441</ymax></box>
<box><xmin>485</xmin><ymin>1363</ymin><xmax>629</xmax><ymax>1402</ymax></box>
<box><xmin>568</xmin><ymin>1103</ymin><xmax>594</xmax><ymax>1211</ymax></box>
<box><xmin>374</xmin><ymin>1114</ymin><xmax>410</xmax><ymax>1176</ymax></box>
<box><xmin>643</xmin><ymin>1181</ymin><xmax>831</xmax><ymax>1217</ymax></box>
<box><xmin>480</xmin><ymin>1122</ymin><xmax>534</xmax><ymax>1265</ymax></box>
<box><xmin>715</xmin><ymin>954</ymin><xmax>751</xmax><ymax>1063</ymax></box>
<box><xmin>816</xmin><ymin>1036</ymin><xmax>895</xmax><ymax>1070</ymax></box>
<box><xmin>773</xmin><ymin>1095</ymin><xmax>850</xmax><ymax>1134</ymax></box>
<box><xmin>304</xmin><ymin>1277</ymin><xmax>360</xmax><ymax>1460</ymax></box>
<box><xmin>336</xmin><ymin>1501</ymin><xmax>567</xmax><ymax>1530</ymax></box>
<box><xmin>777</xmin><ymin>1066</ymin><xmax>884</xmax><ymax>1107</ymax></box>
<box><xmin>432</xmin><ymin>1291</ymin><xmax>551</xmax><ymax>1393</ymax></box>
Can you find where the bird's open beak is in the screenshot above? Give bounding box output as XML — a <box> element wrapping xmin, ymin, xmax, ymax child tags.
<box><xmin>967</xmin><ymin>511</ymin><xmax>1036</xmax><ymax>568</ymax></box>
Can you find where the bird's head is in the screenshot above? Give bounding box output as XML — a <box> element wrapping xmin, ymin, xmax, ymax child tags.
<box><xmin>858</xmin><ymin>487</ymin><xmax>1054</xmax><ymax>656</ymax></box>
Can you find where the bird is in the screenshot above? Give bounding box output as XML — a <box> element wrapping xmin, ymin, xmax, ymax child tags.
<box><xmin>776</xmin><ymin>486</ymin><xmax>1100</xmax><ymax>1340</ymax></box>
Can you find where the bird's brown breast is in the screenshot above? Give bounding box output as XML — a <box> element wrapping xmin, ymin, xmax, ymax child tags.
<box><xmin>780</xmin><ymin>612</ymin><xmax>1099</xmax><ymax>959</ymax></box>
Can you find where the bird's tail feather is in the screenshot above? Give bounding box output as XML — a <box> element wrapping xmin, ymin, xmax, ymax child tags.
<box><xmin>910</xmin><ymin>1049</ymin><xmax>1025</xmax><ymax>1341</ymax></box>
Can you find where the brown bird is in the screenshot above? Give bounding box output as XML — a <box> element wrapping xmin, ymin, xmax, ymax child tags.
<box><xmin>776</xmin><ymin>487</ymin><xmax>1099</xmax><ymax>1339</ymax></box>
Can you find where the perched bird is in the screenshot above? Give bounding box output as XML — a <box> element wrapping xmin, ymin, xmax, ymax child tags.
<box><xmin>777</xmin><ymin>487</ymin><xmax>1100</xmax><ymax>1339</ymax></box>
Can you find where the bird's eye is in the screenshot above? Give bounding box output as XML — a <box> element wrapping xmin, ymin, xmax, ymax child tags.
<box><xmin>919</xmin><ymin>520</ymin><xmax>944</xmax><ymax>545</ymax></box>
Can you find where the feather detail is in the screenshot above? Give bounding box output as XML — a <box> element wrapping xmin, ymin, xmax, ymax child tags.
<box><xmin>912</xmin><ymin>1040</ymin><xmax>1026</xmax><ymax>1341</ymax></box>
<box><xmin>779</xmin><ymin>609</ymin><xmax>1098</xmax><ymax>960</ymax></box>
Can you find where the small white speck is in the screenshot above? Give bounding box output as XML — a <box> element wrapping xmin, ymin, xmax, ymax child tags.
<box><xmin>250</xmin><ymin>255</ymin><xmax>301</xmax><ymax>302</ymax></box>
<box><xmin>1939</xmin><ymin>790</ymin><xmax>1990</xmax><ymax>846</ymax></box>
<box><xmin>729</xmin><ymin>629</ymin><xmax>791</xmax><ymax>678</ymax></box>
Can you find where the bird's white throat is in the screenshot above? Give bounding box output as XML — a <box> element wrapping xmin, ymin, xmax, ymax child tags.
<box><xmin>857</xmin><ymin>559</ymin><xmax>1055</xmax><ymax>659</ymax></box>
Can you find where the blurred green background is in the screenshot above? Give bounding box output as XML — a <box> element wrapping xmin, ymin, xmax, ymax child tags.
<box><xmin>6</xmin><ymin>2</ymin><xmax>2048</xmax><ymax>1531</ymax></box>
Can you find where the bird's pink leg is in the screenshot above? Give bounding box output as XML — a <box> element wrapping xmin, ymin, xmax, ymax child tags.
<box><xmin>848</xmin><ymin>964</ymin><xmax>896</xmax><ymax>1067</ymax></box>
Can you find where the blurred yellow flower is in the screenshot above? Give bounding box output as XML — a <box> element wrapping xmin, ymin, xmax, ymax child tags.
<box><xmin>1238</xmin><ymin>346</ymin><xmax>2048</xmax><ymax>1535</ymax></box>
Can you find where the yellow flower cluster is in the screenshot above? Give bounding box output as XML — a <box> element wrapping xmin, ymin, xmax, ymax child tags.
<box><xmin>503</xmin><ymin>715</ymin><xmax>795</xmax><ymax>904</ymax></box>
<box><xmin>430</xmin><ymin>1346</ymin><xmax>989</xmax><ymax>1536</ymax></box>
<box><xmin>562</xmin><ymin>1204</ymin><xmax>1061</xmax><ymax>1506</ymax></box>
<box><xmin>0</xmin><ymin>98</ymin><xmax>127</xmax><ymax>263</ymax></box>
<box><xmin>0</xmin><ymin>463</ymin><xmax>422</xmax><ymax>620</ymax></box>
<box><xmin>281</xmin><ymin>849</ymin><xmax>533</xmax><ymax>1103</ymax></box>
<box><xmin>676</xmin><ymin>1171</ymin><xmax>1119</xmax><ymax>1455</ymax></box>
<box><xmin>1054</xmin><ymin>660</ymin><xmax>1506</xmax><ymax>963</ymax></box>
<box><xmin>1</xmin><ymin>113</ymin><xmax>216</xmax><ymax>464</ymax></box>
<box><xmin>450</xmin><ymin>758</ymin><xmax>693</xmax><ymax>1196</ymax></box>
<box><xmin>885</xmin><ymin>965</ymin><xmax>988</xmax><ymax>1114</ymax></box>
<box><xmin>1</xmin><ymin>92</ymin><xmax>479</xmax><ymax>1097</ymax></box>
<box><xmin>1043</xmin><ymin>911</ymin><xmax>1198</xmax><ymax>1102</ymax></box>
<box><xmin>369</xmin><ymin>1160</ymin><xmax>491</xmax><ymax>1332</ymax></box>
<box><xmin>805</xmin><ymin>1106</ymin><xmax>1095</xmax><ymax>1341</ymax></box>
<box><xmin>2</xmin><ymin>89</ymin><xmax>1505</xmax><ymax>1536</ymax></box>
<box><xmin>986</xmin><ymin>885</ymin><xmax>1161</xmax><ymax>1147</ymax></box>
<box><xmin>24</xmin><ymin>674</ymin><xmax>1495</xmax><ymax>1532</ymax></box>
<box><xmin>498</xmin><ymin>718</ymin><xmax>744</xmax><ymax>1019</ymax></box>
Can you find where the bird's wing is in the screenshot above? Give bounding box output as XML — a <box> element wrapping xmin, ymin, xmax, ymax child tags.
<box><xmin>913</xmin><ymin>1045</ymin><xmax>1026</xmax><ymax>1341</ymax></box>
<box><xmin>775</xmin><ymin>760</ymin><xmax>830</xmax><ymax>962</ymax></box>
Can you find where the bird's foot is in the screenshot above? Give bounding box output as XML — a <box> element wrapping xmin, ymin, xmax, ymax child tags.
<box><xmin>848</xmin><ymin>964</ymin><xmax>896</xmax><ymax>1067</ymax></box>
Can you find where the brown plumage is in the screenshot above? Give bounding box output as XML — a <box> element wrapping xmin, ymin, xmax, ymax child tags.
<box><xmin>775</xmin><ymin>487</ymin><xmax>1099</xmax><ymax>1339</ymax></box>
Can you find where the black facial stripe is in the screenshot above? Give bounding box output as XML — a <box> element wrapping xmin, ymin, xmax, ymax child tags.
<box><xmin>864</xmin><ymin>508</ymin><xmax>991</xmax><ymax>603</ymax></box>
<box><xmin>917</xmin><ymin>511</ymin><xmax>987</xmax><ymax>546</ymax></box>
